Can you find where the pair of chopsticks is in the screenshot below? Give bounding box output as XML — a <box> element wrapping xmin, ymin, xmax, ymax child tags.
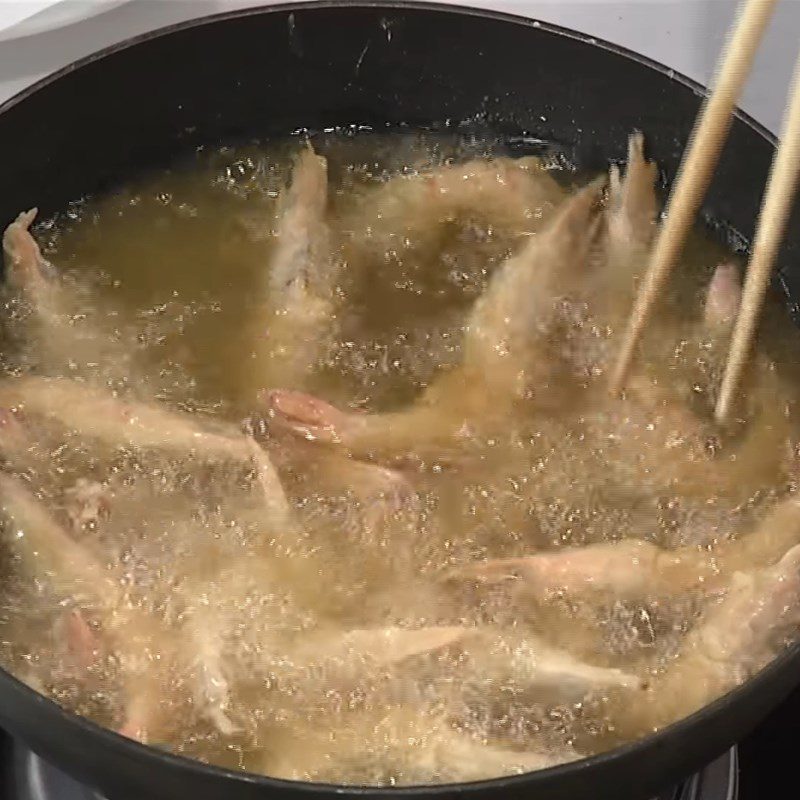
<box><xmin>609</xmin><ymin>0</ymin><xmax>800</xmax><ymax>424</ymax></box>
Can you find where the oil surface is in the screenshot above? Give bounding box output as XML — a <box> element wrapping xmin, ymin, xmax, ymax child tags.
<box><xmin>0</xmin><ymin>130</ymin><xmax>799</xmax><ymax>785</ymax></box>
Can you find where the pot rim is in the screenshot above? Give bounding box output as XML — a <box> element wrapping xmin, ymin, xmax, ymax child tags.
<box><xmin>0</xmin><ymin>1</ymin><xmax>792</xmax><ymax>795</ymax></box>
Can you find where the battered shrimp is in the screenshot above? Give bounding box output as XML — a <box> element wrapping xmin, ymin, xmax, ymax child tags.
<box><xmin>2</xmin><ymin>209</ymin><xmax>129</xmax><ymax>378</ymax></box>
<box><xmin>341</xmin><ymin>154</ymin><xmax>567</xmax><ymax>260</ymax></box>
<box><xmin>592</xmin><ymin>131</ymin><xmax>660</xmax><ymax>324</ymax></box>
<box><xmin>453</xmin><ymin>628</ymin><xmax>641</xmax><ymax>701</ymax></box>
<box><xmin>453</xmin><ymin>490</ymin><xmax>800</xmax><ymax>601</ymax></box>
<box><xmin>241</xmin><ymin>144</ymin><xmax>336</xmax><ymax>399</ymax></box>
<box><xmin>266</xmin><ymin>430</ymin><xmax>420</xmax><ymax>529</ymax></box>
<box><xmin>0</xmin><ymin>376</ymin><xmax>293</xmax><ymax>533</ymax></box>
<box><xmin>267</xmin><ymin>176</ymin><xmax>606</xmax><ymax>463</ymax></box>
<box><xmin>0</xmin><ymin>474</ymin><xmax>174</xmax><ymax>743</ymax></box>
<box><xmin>3</xmin><ymin>210</ymin><xmax>53</xmax><ymax>304</ymax></box>
<box><xmin>592</xmin><ymin>543</ymin><xmax>800</xmax><ymax>743</ymax></box>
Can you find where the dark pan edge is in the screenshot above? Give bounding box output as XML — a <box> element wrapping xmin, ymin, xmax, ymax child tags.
<box><xmin>0</xmin><ymin>2</ymin><xmax>794</xmax><ymax>797</ymax></box>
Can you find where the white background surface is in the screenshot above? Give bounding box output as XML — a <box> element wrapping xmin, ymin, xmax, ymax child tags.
<box><xmin>0</xmin><ymin>1</ymin><xmax>127</xmax><ymax>40</ymax></box>
<box><xmin>0</xmin><ymin>0</ymin><xmax>798</xmax><ymax>133</ymax></box>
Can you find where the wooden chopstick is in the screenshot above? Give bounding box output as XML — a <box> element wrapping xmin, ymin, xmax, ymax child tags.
<box><xmin>714</xmin><ymin>52</ymin><xmax>800</xmax><ymax>423</ymax></box>
<box><xmin>609</xmin><ymin>0</ymin><xmax>778</xmax><ymax>396</ymax></box>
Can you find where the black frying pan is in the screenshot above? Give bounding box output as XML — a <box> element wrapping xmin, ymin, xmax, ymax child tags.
<box><xmin>1</xmin><ymin>3</ymin><xmax>799</xmax><ymax>799</ymax></box>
